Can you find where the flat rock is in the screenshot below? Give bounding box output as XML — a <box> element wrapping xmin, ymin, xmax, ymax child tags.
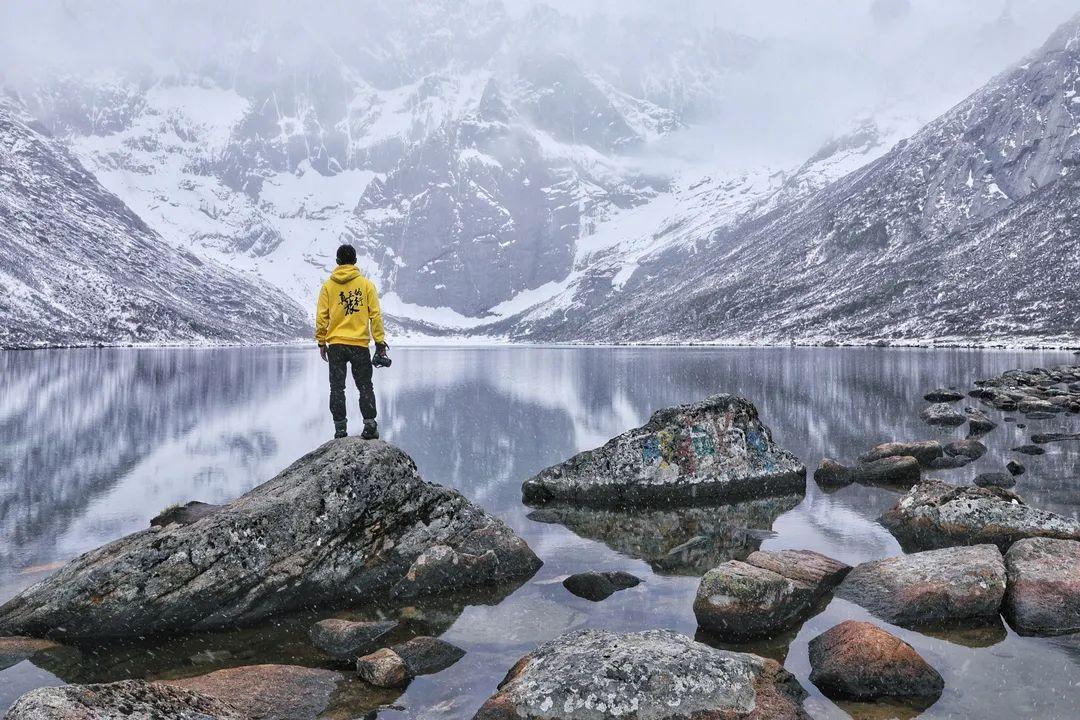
<box><xmin>695</xmin><ymin>549</ymin><xmax>850</xmax><ymax>640</ymax></box>
<box><xmin>309</xmin><ymin>619</ymin><xmax>397</xmax><ymax>658</ymax></box>
<box><xmin>562</xmin><ymin>570</ymin><xmax>641</xmax><ymax>601</ymax></box>
<box><xmin>472</xmin><ymin>629</ymin><xmax>809</xmax><ymax>720</ymax></box>
<box><xmin>923</xmin><ymin>388</ymin><xmax>963</xmax><ymax>403</ymax></box>
<box><xmin>920</xmin><ymin>403</ymin><xmax>966</xmax><ymax>426</ymax></box>
<box><xmin>6</xmin><ymin>680</ymin><xmax>242</xmax><ymax>720</ymax></box>
<box><xmin>521</xmin><ymin>395</ymin><xmax>806</xmax><ymax>508</ymax></box>
<box><xmin>944</xmin><ymin>439</ymin><xmax>986</xmax><ymax>460</ymax></box>
<box><xmin>1013</xmin><ymin>444</ymin><xmax>1046</xmax><ymax>455</ymax></box>
<box><xmin>0</xmin><ymin>439</ymin><xmax>541</xmax><ymax>639</ymax></box>
<box><xmin>1025</xmin><ymin>411</ymin><xmax>1058</xmax><ymax>420</ymax></box>
<box><xmin>808</xmin><ymin>621</ymin><xmax>943</xmax><ymax>706</ymax></box>
<box><xmin>974</xmin><ymin>472</ymin><xmax>1016</xmax><ymax>489</ymax></box>
<box><xmin>858</xmin><ymin>440</ymin><xmax>943</xmax><ymax>467</ymax></box>
<box><xmin>165</xmin><ymin>664</ymin><xmax>343</xmax><ymax>720</ymax></box>
<box><xmin>880</xmin><ymin>480</ymin><xmax>1080</xmax><ymax>552</ymax></box>
<box><xmin>356</xmin><ymin>648</ymin><xmax>410</xmax><ymax>688</ymax></box>
<box><xmin>1031</xmin><ymin>432</ymin><xmax>1080</xmax><ymax>444</ymax></box>
<box><xmin>836</xmin><ymin>545</ymin><xmax>1005</xmax><ymax>627</ymax></box>
<box><xmin>1004</xmin><ymin>538</ymin><xmax>1080</xmax><ymax>636</ymax></box>
<box><xmin>391</xmin><ymin>635</ymin><xmax>466</xmax><ymax>675</ymax></box>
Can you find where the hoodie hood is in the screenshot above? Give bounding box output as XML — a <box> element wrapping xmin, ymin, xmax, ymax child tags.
<box><xmin>330</xmin><ymin>264</ymin><xmax>362</xmax><ymax>284</ymax></box>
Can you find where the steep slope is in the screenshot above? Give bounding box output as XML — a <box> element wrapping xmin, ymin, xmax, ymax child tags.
<box><xmin>501</xmin><ymin>14</ymin><xmax>1080</xmax><ymax>344</ymax></box>
<box><xmin>0</xmin><ymin>101</ymin><xmax>307</xmax><ymax>348</ymax></box>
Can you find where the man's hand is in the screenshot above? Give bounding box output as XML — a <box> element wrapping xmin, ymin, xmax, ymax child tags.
<box><xmin>319</xmin><ymin>345</ymin><xmax>328</xmax><ymax>362</ymax></box>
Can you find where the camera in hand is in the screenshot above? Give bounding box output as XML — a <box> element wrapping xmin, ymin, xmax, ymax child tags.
<box><xmin>372</xmin><ymin>352</ymin><xmax>392</xmax><ymax>368</ymax></box>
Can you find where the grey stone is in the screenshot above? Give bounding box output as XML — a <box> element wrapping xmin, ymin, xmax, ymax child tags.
<box><xmin>1004</xmin><ymin>538</ymin><xmax>1080</xmax><ymax>636</ymax></box>
<box><xmin>563</xmin><ymin>570</ymin><xmax>641</xmax><ymax>602</ymax></box>
<box><xmin>5</xmin><ymin>680</ymin><xmax>242</xmax><ymax>720</ymax></box>
<box><xmin>391</xmin><ymin>635</ymin><xmax>466</xmax><ymax>675</ymax></box>
<box><xmin>309</xmin><ymin>619</ymin><xmax>397</xmax><ymax>658</ymax></box>
<box><xmin>923</xmin><ymin>388</ymin><xmax>964</xmax><ymax>403</ymax></box>
<box><xmin>837</xmin><ymin>545</ymin><xmax>1006</xmax><ymax>627</ymax></box>
<box><xmin>0</xmin><ymin>439</ymin><xmax>541</xmax><ymax>639</ymax></box>
<box><xmin>974</xmin><ymin>472</ymin><xmax>1016</xmax><ymax>489</ymax></box>
<box><xmin>858</xmin><ymin>440</ymin><xmax>943</xmax><ymax>467</ymax></box>
<box><xmin>150</xmin><ymin>501</ymin><xmax>221</xmax><ymax>528</ymax></box>
<box><xmin>1007</xmin><ymin>460</ymin><xmax>1026</xmax><ymax>476</ymax></box>
<box><xmin>928</xmin><ymin>454</ymin><xmax>971</xmax><ymax>469</ymax></box>
<box><xmin>472</xmin><ymin>629</ymin><xmax>809</xmax><ymax>720</ymax></box>
<box><xmin>356</xmin><ymin>648</ymin><xmax>410</xmax><ymax>688</ymax></box>
<box><xmin>164</xmin><ymin>664</ymin><xmax>344</xmax><ymax>720</ymax></box>
<box><xmin>1013</xmin><ymin>444</ymin><xmax>1046</xmax><ymax>455</ymax></box>
<box><xmin>966</xmin><ymin>409</ymin><xmax>998</xmax><ymax>435</ymax></box>
<box><xmin>522</xmin><ymin>395</ymin><xmax>805</xmax><ymax>508</ymax></box>
<box><xmin>880</xmin><ymin>480</ymin><xmax>1080</xmax><ymax>552</ymax></box>
<box><xmin>920</xmin><ymin>403</ymin><xmax>967</xmax><ymax>426</ymax></box>
<box><xmin>944</xmin><ymin>439</ymin><xmax>987</xmax><ymax>460</ymax></box>
<box><xmin>695</xmin><ymin>549</ymin><xmax>850</xmax><ymax>640</ymax></box>
<box><xmin>814</xmin><ymin>458</ymin><xmax>853</xmax><ymax>488</ymax></box>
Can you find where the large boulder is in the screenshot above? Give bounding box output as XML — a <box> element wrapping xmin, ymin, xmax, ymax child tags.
<box><xmin>0</xmin><ymin>439</ymin><xmax>541</xmax><ymax>640</ymax></box>
<box><xmin>695</xmin><ymin>549</ymin><xmax>850</xmax><ymax>640</ymax></box>
<box><xmin>880</xmin><ymin>480</ymin><xmax>1080</xmax><ymax>552</ymax></box>
<box><xmin>808</xmin><ymin>621</ymin><xmax>943</xmax><ymax>707</ymax></box>
<box><xmin>837</xmin><ymin>545</ymin><xmax>1006</xmax><ymax>627</ymax></box>
<box><xmin>1003</xmin><ymin>538</ymin><xmax>1080</xmax><ymax>636</ymax></box>
<box><xmin>472</xmin><ymin>629</ymin><xmax>809</xmax><ymax>720</ymax></box>
<box><xmin>521</xmin><ymin>395</ymin><xmax>805</xmax><ymax>507</ymax></box>
<box><xmin>5</xmin><ymin>680</ymin><xmax>242</xmax><ymax>720</ymax></box>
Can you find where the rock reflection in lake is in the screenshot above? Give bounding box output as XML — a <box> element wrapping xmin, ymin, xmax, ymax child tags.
<box><xmin>528</xmin><ymin>494</ymin><xmax>802</xmax><ymax>576</ymax></box>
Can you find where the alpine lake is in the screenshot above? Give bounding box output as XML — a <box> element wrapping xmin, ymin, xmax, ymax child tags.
<box><xmin>2</xmin><ymin>345</ymin><xmax>1080</xmax><ymax>719</ymax></box>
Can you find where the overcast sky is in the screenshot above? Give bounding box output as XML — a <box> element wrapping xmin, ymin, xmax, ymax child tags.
<box><xmin>2</xmin><ymin>0</ymin><xmax>1077</xmax><ymax>167</ymax></box>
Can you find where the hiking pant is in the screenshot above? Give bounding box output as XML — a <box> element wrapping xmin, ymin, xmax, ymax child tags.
<box><xmin>328</xmin><ymin>344</ymin><xmax>377</xmax><ymax>423</ymax></box>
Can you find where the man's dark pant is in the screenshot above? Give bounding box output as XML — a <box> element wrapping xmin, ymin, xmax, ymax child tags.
<box><xmin>328</xmin><ymin>344</ymin><xmax>377</xmax><ymax>423</ymax></box>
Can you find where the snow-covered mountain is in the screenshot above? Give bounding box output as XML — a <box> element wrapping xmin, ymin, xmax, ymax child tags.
<box><xmin>497</xmin><ymin>12</ymin><xmax>1080</xmax><ymax>344</ymax></box>
<box><xmin>0</xmin><ymin>100</ymin><xmax>307</xmax><ymax>348</ymax></box>
<box><xmin>4</xmin><ymin>0</ymin><xmax>1076</xmax><ymax>345</ymax></box>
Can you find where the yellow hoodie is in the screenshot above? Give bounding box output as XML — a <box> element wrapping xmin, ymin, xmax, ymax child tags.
<box><xmin>315</xmin><ymin>265</ymin><xmax>386</xmax><ymax>348</ymax></box>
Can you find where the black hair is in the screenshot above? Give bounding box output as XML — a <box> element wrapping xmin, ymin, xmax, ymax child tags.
<box><xmin>336</xmin><ymin>244</ymin><xmax>357</xmax><ymax>265</ymax></box>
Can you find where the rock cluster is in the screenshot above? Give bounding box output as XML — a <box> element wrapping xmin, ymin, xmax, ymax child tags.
<box><xmin>356</xmin><ymin>636</ymin><xmax>466</xmax><ymax>688</ymax></box>
<box><xmin>472</xmin><ymin>629</ymin><xmax>809</xmax><ymax>720</ymax></box>
<box><xmin>0</xmin><ymin>439</ymin><xmax>542</xmax><ymax>640</ymax></box>
<box><xmin>836</xmin><ymin>545</ymin><xmax>1006</xmax><ymax>627</ymax></box>
<box><xmin>879</xmin><ymin>480</ymin><xmax>1080</xmax><ymax>552</ymax></box>
<box><xmin>808</xmin><ymin>621</ymin><xmax>943</xmax><ymax>707</ymax></box>
<box><xmin>969</xmin><ymin>366</ymin><xmax>1080</xmax><ymax>414</ymax></box>
<box><xmin>695</xmin><ymin>550</ymin><xmax>849</xmax><ymax>640</ymax></box>
<box><xmin>522</xmin><ymin>395</ymin><xmax>805</xmax><ymax>507</ymax></box>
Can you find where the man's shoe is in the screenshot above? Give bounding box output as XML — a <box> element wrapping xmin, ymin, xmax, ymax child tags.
<box><xmin>361</xmin><ymin>420</ymin><xmax>379</xmax><ymax>440</ymax></box>
<box><xmin>333</xmin><ymin>421</ymin><xmax>348</xmax><ymax>439</ymax></box>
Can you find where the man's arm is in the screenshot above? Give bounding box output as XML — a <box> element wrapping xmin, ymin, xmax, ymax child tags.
<box><xmin>367</xmin><ymin>280</ymin><xmax>387</xmax><ymax>349</ymax></box>
<box><xmin>315</xmin><ymin>284</ymin><xmax>330</xmax><ymax>360</ymax></box>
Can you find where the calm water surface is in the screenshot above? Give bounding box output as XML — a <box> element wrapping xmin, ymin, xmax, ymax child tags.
<box><xmin>2</xmin><ymin>346</ymin><xmax>1080</xmax><ymax>718</ymax></box>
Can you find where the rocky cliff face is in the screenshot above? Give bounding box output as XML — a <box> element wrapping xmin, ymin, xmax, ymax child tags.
<box><xmin>504</xmin><ymin>14</ymin><xmax>1080</xmax><ymax>344</ymax></box>
<box><xmin>0</xmin><ymin>101</ymin><xmax>307</xmax><ymax>348</ymax></box>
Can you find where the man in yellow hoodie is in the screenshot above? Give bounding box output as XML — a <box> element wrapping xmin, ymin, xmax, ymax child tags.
<box><xmin>315</xmin><ymin>244</ymin><xmax>388</xmax><ymax>439</ymax></box>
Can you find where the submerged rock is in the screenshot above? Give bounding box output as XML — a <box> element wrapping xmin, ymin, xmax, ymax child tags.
<box><xmin>695</xmin><ymin>549</ymin><xmax>850</xmax><ymax>640</ymax></box>
<box><xmin>1004</xmin><ymin>538</ymin><xmax>1080</xmax><ymax>636</ymax></box>
<box><xmin>974</xmin><ymin>472</ymin><xmax>1016</xmax><ymax>489</ymax></box>
<box><xmin>472</xmin><ymin>629</ymin><xmax>809</xmax><ymax>720</ymax></box>
<box><xmin>1031</xmin><ymin>431</ymin><xmax>1080</xmax><ymax>444</ymax></box>
<box><xmin>923</xmin><ymin>388</ymin><xmax>963</xmax><ymax>403</ymax></box>
<box><xmin>309</xmin><ymin>619</ymin><xmax>397</xmax><ymax>659</ymax></box>
<box><xmin>0</xmin><ymin>439</ymin><xmax>541</xmax><ymax>640</ymax></box>
<box><xmin>1013</xmin><ymin>444</ymin><xmax>1046</xmax><ymax>455</ymax></box>
<box><xmin>920</xmin><ymin>403</ymin><xmax>966</xmax><ymax>426</ymax></box>
<box><xmin>6</xmin><ymin>680</ymin><xmax>242</xmax><ymax>720</ymax></box>
<box><xmin>165</xmin><ymin>664</ymin><xmax>343</xmax><ymax>720</ymax></box>
<box><xmin>563</xmin><ymin>570</ymin><xmax>641</xmax><ymax>602</ymax></box>
<box><xmin>836</xmin><ymin>545</ymin><xmax>1006</xmax><ymax>627</ymax></box>
<box><xmin>879</xmin><ymin>480</ymin><xmax>1080</xmax><ymax>552</ymax></box>
<box><xmin>858</xmin><ymin>440</ymin><xmax>943</xmax><ymax>467</ymax></box>
<box><xmin>808</xmin><ymin>621</ymin><xmax>943</xmax><ymax>707</ymax></box>
<box><xmin>528</xmin><ymin>495</ymin><xmax>801</xmax><ymax>576</ymax></box>
<box><xmin>522</xmin><ymin>395</ymin><xmax>805</xmax><ymax>508</ymax></box>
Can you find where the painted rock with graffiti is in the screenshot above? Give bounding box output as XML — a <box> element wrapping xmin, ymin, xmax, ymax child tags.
<box><xmin>521</xmin><ymin>394</ymin><xmax>805</xmax><ymax>507</ymax></box>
